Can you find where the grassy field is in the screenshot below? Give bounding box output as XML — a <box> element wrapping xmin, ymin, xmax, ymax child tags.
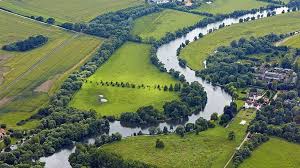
<box><xmin>193</xmin><ymin>0</ymin><xmax>269</xmax><ymax>14</ymax></box>
<box><xmin>180</xmin><ymin>11</ymin><xmax>300</xmax><ymax>70</ymax></box>
<box><xmin>0</xmin><ymin>11</ymin><xmax>102</xmax><ymax>129</ymax></box>
<box><xmin>0</xmin><ymin>0</ymin><xmax>144</xmax><ymax>23</ymax></box>
<box><xmin>239</xmin><ymin>138</ymin><xmax>300</xmax><ymax>168</ymax></box>
<box><xmin>70</xmin><ymin>42</ymin><xmax>179</xmax><ymax>117</ymax></box>
<box><xmin>102</xmin><ymin>108</ymin><xmax>256</xmax><ymax>168</ymax></box>
<box><xmin>131</xmin><ymin>9</ymin><xmax>205</xmax><ymax>40</ymax></box>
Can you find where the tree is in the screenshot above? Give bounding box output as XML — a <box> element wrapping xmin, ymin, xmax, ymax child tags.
<box><xmin>163</xmin><ymin>126</ymin><xmax>169</xmax><ymax>134</ymax></box>
<box><xmin>36</xmin><ymin>16</ymin><xmax>44</xmax><ymax>22</ymax></box>
<box><xmin>155</xmin><ymin>139</ymin><xmax>165</xmax><ymax>149</ymax></box>
<box><xmin>3</xmin><ymin>137</ymin><xmax>11</xmax><ymax>147</ymax></box>
<box><xmin>175</xmin><ymin>125</ymin><xmax>185</xmax><ymax>137</ymax></box>
<box><xmin>228</xmin><ymin>131</ymin><xmax>235</xmax><ymax>140</ymax></box>
<box><xmin>46</xmin><ymin>17</ymin><xmax>55</xmax><ymax>24</ymax></box>
<box><xmin>210</xmin><ymin>112</ymin><xmax>219</xmax><ymax>121</ymax></box>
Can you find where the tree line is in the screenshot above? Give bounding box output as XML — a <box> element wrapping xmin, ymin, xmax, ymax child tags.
<box><xmin>2</xmin><ymin>35</ymin><xmax>48</xmax><ymax>52</ymax></box>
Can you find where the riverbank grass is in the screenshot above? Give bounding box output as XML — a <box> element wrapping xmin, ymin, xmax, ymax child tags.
<box><xmin>102</xmin><ymin>108</ymin><xmax>256</xmax><ymax>167</ymax></box>
<box><xmin>70</xmin><ymin>42</ymin><xmax>179</xmax><ymax>117</ymax></box>
<box><xmin>0</xmin><ymin>0</ymin><xmax>144</xmax><ymax>23</ymax></box>
<box><xmin>131</xmin><ymin>9</ymin><xmax>205</xmax><ymax>40</ymax></box>
<box><xmin>193</xmin><ymin>0</ymin><xmax>269</xmax><ymax>14</ymax></box>
<box><xmin>0</xmin><ymin>11</ymin><xmax>102</xmax><ymax>129</ymax></box>
<box><xmin>180</xmin><ymin>11</ymin><xmax>300</xmax><ymax>70</ymax></box>
<box><xmin>239</xmin><ymin>138</ymin><xmax>300</xmax><ymax>168</ymax></box>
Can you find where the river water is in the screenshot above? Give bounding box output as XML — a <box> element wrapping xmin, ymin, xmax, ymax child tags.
<box><xmin>40</xmin><ymin>6</ymin><xmax>288</xmax><ymax>168</ymax></box>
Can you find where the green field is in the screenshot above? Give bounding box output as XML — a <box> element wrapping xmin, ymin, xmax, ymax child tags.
<box><xmin>281</xmin><ymin>33</ymin><xmax>300</xmax><ymax>48</ymax></box>
<box><xmin>0</xmin><ymin>11</ymin><xmax>102</xmax><ymax>129</ymax></box>
<box><xmin>131</xmin><ymin>9</ymin><xmax>205</xmax><ymax>40</ymax></box>
<box><xmin>240</xmin><ymin>138</ymin><xmax>300</xmax><ymax>168</ymax></box>
<box><xmin>102</xmin><ymin>108</ymin><xmax>256</xmax><ymax>168</ymax></box>
<box><xmin>0</xmin><ymin>0</ymin><xmax>144</xmax><ymax>23</ymax></box>
<box><xmin>193</xmin><ymin>0</ymin><xmax>269</xmax><ymax>14</ymax></box>
<box><xmin>70</xmin><ymin>42</ymin><xmax>179</xmax><ymax>117</ymax></box>
<box><xmin>180</xmin><ymin>11</ymin><xmax>300</xmax><ymax>70</ymax></box>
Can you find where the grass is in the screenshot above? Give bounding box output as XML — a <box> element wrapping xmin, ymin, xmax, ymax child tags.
<box><xmin>102</xmin><ymin>108</ymin><xmax>256</xmax><ymax>168</ymax></box>
<box><xmin>193</xmin><ymin>0</ymin><xmax>269</xmax><ymax>15</ymax></box>
<box><xmin>70</xmin><ymin>42</ymin><xmax>179</xmax><ymax>117</ymax></box>
<box><xmin>0</xmin><ymin>0</ymin><xmax>144</xmax><ymax>23</ymax></box>
<box><xmin>239</xmin><ymin>138</ymin><xmax>300</xmax><ymax>168</ymax></box>
<box><xmin>0</xmin><ymin>11</ymin><xmax>102</xmax><ymax>129</ymax></box>
<box><xmin>180</xmin><ymin>11</ymin><xmax>300</xmax><ymax>70</ymax></box>
<box><xmin>281</xmin><ymin>33</ymin><xmax>300</xmax><ymax>48</ymax></box>
<box><xmin>131</xmin><ymin>9</ymin><xmax>205</xmax><ymax>40</ymax></box>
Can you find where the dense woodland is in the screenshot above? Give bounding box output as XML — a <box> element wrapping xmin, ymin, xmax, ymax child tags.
<box><xmin>2</xmin><ymin>35</ymin><xmax>48</xmax><ymax>52</ymax></box>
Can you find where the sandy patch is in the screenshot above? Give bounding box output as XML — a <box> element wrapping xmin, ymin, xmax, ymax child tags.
<box><xmin>0</xmin><ymin>54</ymin><xmax>12</xmax><ymax>62</ymax></box>
<box><xmin>34</xmin><ymin>79</ymin><xmax>55</xmax><ymax>93</ymax></box>
<box><xmin>0</xmin><ymin>96</ymin><xmax>13</xmax><ymax>107</ymax></box>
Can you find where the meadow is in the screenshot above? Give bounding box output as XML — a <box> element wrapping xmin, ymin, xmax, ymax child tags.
<box><xmin>180</xmin><ymin>11</ymin><xmax>300</xmax><ymax>70</ymax></box>
<box><xmin>102</xmin><ymin>108</ymin><xmax>256</xmax><ymax>168</ymax></box>
<box><xmin>0</xmin><ymin>0</ymin><xmax>144</xmax><ymax>23</ymax></box>
<box><xmin>0</xmin><ymin>11</ymin><xmax>102</xmax><ymax>129</ymax></box>
<box><xmin>239</xmin><ymin>138</ymin><xmax>300</xmax><ymax>168</ymax></box>
<box><xmin>193</xmin><ymin>0</ymin><xmax>269</xmax><ymax>14</ymax></box>
<box><xmin>70</xmin><ymin>42</ymin><xmax>179</xmax><ymax>117</ymax></box>
<box><xmin>131</xmin><ymin>9</ymin><xmax>205</xmax><ymax>40</ymax></box>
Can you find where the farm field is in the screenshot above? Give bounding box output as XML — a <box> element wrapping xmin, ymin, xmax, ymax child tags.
<box><xmin>239</xmin><ymin>138</ymin><xmax>300</xmax><ymax>168</ymax></box>
<box><xmin>0</xmin><ymin>10</ymin><xmax>102</xmax><ymax>129</ymax></box>
<box><xmin>70</xmin><ymin>42</ymin><xmax>179</xmax><ymax>117</ymax></box>
<box><xmin>180</xmin><ymin>11</ymin><xmax>300</xmax><ymax>70</ymax></box>
<box><xmin>131</xmin><ymin>9</ymin><xmax>205</xmax><ymax>40</ymax></box>
<box><xmin>193</xmin><ymin>0</ymin><xmax>269</xmax><ymax>14</ymax></box>
<box><xmin>0</xmin><ymin>0</ymin><xmax>144</xmax><ymax>23</ymax></box>
<box><xmin>102</xmin><ymin>108</ymin><xmax>256</xmax><ymax>168</ymax></box>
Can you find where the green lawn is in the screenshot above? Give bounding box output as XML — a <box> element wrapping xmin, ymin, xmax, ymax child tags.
<box><xmin>131</xmin><ymin>9</ymin><xmax>205</xmax><ymax>40</ymax></box>
<box><xmin>239</xmin><ymin>138</ymin><xmax>300</xmax><ymax>168</ymax></box>
<box><xmin>70</xmin><ymin>42</ymin><xmax>179</xmax><ymax>117</ymax></box>
<box><xmin>0</xmin><ymin>0</ymin><xmax>144</xmax><ymax>23</ymax></box>
<box><xmin>102</xmin><ymin>108</ymin><xmax>256</xmax><ymax>168</ymax></box>
<box><xmin>180</xmin><ymin>11</ymin><xmax>300</xmax><ymax>70</ymax></box>
<box><xmin>0</xmin><ymin>11</ymin><xmax>102</xmax><ymax>129</ymax></box>
<box><xmin>281</xmin><ymin>33</ymin><xmax>300</xmax><ymax>48</ymax></box>
<box><xmin>193</xmin><ymin>0</ymin><xmax>269</xmax><ymax>14</ymax></box>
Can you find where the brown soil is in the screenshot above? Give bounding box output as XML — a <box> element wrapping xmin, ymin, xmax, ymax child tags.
<box><xmin>0</xmin><ymin>96</ymin><xmax>13</xmax><ymax>107</ymax></box>
<box><xmin>34</xmin><ymin>79</ymin><xmax>55</xmax><ymax>93</ymax></box>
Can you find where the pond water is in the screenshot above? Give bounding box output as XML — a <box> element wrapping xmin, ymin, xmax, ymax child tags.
<box><xmin>40</xmin><ymin>7</ymin><xmax>289</xmax><ymax>168</ymax></box>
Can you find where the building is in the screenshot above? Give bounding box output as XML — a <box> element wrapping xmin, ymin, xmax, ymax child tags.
<box><xmin>254</xmin><ymin>66</ymin><xmax>297</xmax><ymax>84</ymax></box>
<box><xmin>0</xmin><ymin>128</ymin><xmax>6</xmax><ymax>139</ymax></box>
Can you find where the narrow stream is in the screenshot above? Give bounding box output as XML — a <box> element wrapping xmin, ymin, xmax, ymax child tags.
<box><xmin>40</xmin><ymin>6</ymin><xmax>289</xmax><ymax>168</ymax></box>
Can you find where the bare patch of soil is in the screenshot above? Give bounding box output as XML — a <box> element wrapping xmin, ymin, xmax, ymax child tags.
<box><xmin>34</xmin><ymin>79</ymin><xmax>55</xmax><ymax>93</ymax></box>
<box><xmin>0</xmin><ymin>96</ymin><xmax>13</xmax><ymax>107</ymax></box>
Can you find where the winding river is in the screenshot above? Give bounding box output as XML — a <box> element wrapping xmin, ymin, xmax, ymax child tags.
<box><xmin>40</xmin><ymin>7</ymin><xmax>288</xmax><ymax>168</ymax></box>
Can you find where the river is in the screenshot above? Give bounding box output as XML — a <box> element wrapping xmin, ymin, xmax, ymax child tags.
<box><xmin>40</xmin><ymin>6</ymin><xmax>289</xmax><ymax>168</ymax></box>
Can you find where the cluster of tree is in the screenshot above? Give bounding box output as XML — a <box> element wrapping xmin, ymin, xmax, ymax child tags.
<box><xmin>69</xmin><ymin>144</ymin><xmax>157</xmax><ymax>168</ymax></box>
<box><xmin>257</xmin><ymin>0</ymin><xmax>285</xmax><ymax>5</ymax></box>
<box><xmin>89</xmin><ymin>80</ymin><xmax>182</xmax><ymax>92</ymax></box>
<box><xmin>288</xmin><ymin>0</ymin><xmax>300</xmax><ymax>9</ymax></box>
<box><xmin>196</xmin><ymin>34</ymin><xmax>296</xmax><ymax>92</ymax></box>
<box><xmin>2</xmin><ymin>35</ymin><xmax>48</xmax><ymax>52</ymax></box>
<box><xmin>61</xmin><ymin>5</ymin><xmax>161</xmax><ymax>39</ymax></box>
<box><xmin>155</xmin><ymin>139</ymin><xmax>165</xmax><ymax>149</ymax></box>
<box><xmin>219</xmin><ymin>102</ymin><xmax>238</xmax><ymax>126</ymax></box>
<box><xmin>248</xmin><ymin>91</ymin><xmax>300</xmax><ymax>143</ymax></box>
<box><xmin>30</xmin><ymin>16</ymin><xmax>55</xmax><ymax>24</ymax></box>
<box><xmin>94</xmin><ymin>133</ymin><xmax>122</xmax><ymax>147</ymax></box>
<box><xmin>232</xmin><ymin>133</ymin><xmax>269</xmax><ymax>167</ymax></box>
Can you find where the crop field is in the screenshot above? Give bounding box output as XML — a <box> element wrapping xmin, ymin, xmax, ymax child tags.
<box><xmin>0</xmin><ymin>11</ymin><xmax>102</xmax><ymax>129</ymax></box>
<box><xmin>102</xmin><ymin>108</ymin><xmax>256</xmax><ymax>168</ymax></box>
<box><xmin>131</xmin><ymin>9</ymin><xmax>205</xmax><ymax>40</ymax></box>
<box><xmin>70</xmin><ymin>42</ymin><xmax>179</xmax><ymax>117</ymax></box>
<box><xmin>180</xmin><ymin>11</ymin><xmax>300</xmax><ymax>70</ymax></box>
<box><xmin>193</xmin><ymin>0</ymin><xmax>269</xmax><ymax>14</ymax></box>
<box><xmin>239</xmin><ymin>138</ymin><xmax>300</xmax><ymax>168</ymax></box>
<box><xmin>0</xmin><ymin>0</ymin><xmax>144</xmax><ymax>23</ymax></box>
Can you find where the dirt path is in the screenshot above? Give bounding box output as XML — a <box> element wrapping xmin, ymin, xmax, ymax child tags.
<box><xmin>275</xmin><ymin>32</ymin><xmax>300</xmax><ymax>46</ymax></box>
<box><xmin>223</xmin><ymin>132</ymin><xmax>250</xmax><ymax>168</ymax></box>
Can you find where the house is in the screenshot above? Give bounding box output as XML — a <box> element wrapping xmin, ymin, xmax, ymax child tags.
<box><xmin>0</xmin><ymin>128</ymin><xmax>6</xmax><ymax>139</ymax></box>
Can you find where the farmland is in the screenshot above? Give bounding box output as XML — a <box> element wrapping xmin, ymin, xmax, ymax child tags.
<box><xmin>0</xmin><ymin>0</ymin><xmax>144</xmax><ymax>23</ymax></box>
<box><xmin>193</xmin><ymin>0</ymin><xmax>269</xmax><ymax>14</ymax></box>
<box><xmin>180</xmin><ymin>11</ymin><xmax>300</xmax><ymax>70</ymax></box>
<box><xmin>131</xmin><ymin>9</ymin><xmax>205</xmax><ymax>40</ymax></box>
<box><xmin>102</xmin><ymin>108</ymin><xmax>256</xmax><ymax>168</ymax></box>
<box><xmin>239</xmin><ymin>138</ymin><xmax>300</xmax><ymax>168</ymax></box>
<box><xmin>70</xmin><ymin>42</ymin><xmax>179</xmax><ymax>117</ymax></box>
<box><xmin>0</xmin><ymin>10</ymin><xmax>102</xmax><ymax>129</ymax></box>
